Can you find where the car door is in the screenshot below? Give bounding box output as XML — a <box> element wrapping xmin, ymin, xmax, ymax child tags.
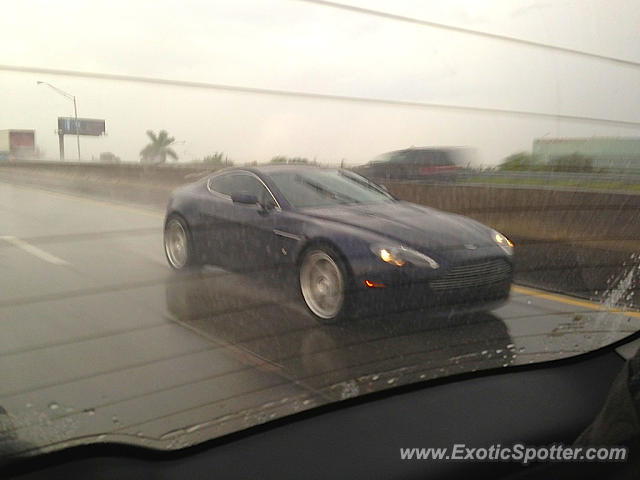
<box><xmin>200</xmin><ymin>172</ymin><xmax>238</xmax><ymax>268</ymax></box>
<box><xmin>224</xmin><ymin>173</ymin><xmax>284</xmax><ymax>271</ymax></box>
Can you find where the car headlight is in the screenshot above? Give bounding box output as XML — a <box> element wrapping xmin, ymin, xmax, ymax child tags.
<box><xmin>370</xmin><ymin>245</ymin><xmax>439</xmax><ymax>269</ymax></box>
<box><xmin>492</xmin><ymin>230</ymin><xmax>514</xmax><ymax>255</ymax></box>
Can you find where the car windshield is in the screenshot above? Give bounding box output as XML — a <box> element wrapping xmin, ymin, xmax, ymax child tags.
<box><xmin>269</xmin><ymin>169</ymin><xmax>394</xmax><ymax>207</ymax></box>
<box><xmin>1</xmin><ymin>0</ymin><xmax>639</xmax><ymax>469</ymax></box>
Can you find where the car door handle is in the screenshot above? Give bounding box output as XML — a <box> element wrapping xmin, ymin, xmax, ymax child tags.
<box><xmin>273</xmin><ymin>229</ymin><xmax>302</xmax><ymax>241</ymax></box>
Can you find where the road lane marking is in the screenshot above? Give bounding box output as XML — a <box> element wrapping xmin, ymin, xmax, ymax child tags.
<box><xmin>0</xmin><ymin>235</ymin><xmax>69</xmax><ymax>265</ymax></box>
<box><xmin>512</xmin><ymin>285</ymin><xmax>640</xmax><ymax>318</ymax></box>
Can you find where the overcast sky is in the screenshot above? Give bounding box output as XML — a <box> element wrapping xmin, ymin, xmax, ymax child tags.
<box><xmin>1</xmin><ymin>0</ymin><xmax>639</xmax><ymax>165</ymax></box>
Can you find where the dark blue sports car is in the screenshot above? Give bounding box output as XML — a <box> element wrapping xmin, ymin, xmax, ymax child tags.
<box><xmin>164</xmin><ymin>165</ymin><xmax>514</xmax><ymax>322</ymax></box>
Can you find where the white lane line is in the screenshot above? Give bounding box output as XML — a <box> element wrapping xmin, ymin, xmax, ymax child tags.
<box><xmin>0</xmin><ymin>235</ymin><xmax>69</xmax><ymax>265</ymax></box>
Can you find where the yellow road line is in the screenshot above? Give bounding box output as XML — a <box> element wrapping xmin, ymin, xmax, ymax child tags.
<box><xmin>512</xmin><ymin>285</ymin><xmax>640</xmax><ymax>318</ymax></box>
<box><xmin>2</xmin><ymin>181</ymin><xmax>163</xmax><ymax>219</ymax></box>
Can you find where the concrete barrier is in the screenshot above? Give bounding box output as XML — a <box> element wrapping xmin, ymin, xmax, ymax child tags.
<box><xmin>0</xmin><ymin>161</ymin><xmax>221</xmax><ymax>208</ymax></box>
<box><xmin>383</xmin><ymin>182</ymin><xmax>639</xmax><ymax>303</ymax></box>
<box><xmin>0</xmin><ymin>160</ymin><xmax>220</xmax><ymax>186</ymax></box>
<box><xmin>384</xmin><ymin>182</ymin><xmax>640</xmax><ymax>250</ymax></box>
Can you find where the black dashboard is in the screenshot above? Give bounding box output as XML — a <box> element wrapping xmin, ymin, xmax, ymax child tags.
<box><xmin>6</xmin><ymin>344</ymin><xmax>636</xmax><ymax>480</ymax></box>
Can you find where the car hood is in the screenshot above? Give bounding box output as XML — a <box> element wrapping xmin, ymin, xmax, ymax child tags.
<box><xmin>301</xmin><ymin>202</ymin><xmax>495</xmax><ymax>250</ymax></box>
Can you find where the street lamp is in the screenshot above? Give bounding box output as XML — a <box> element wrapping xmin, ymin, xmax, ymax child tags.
<box><xmin>37</xmin><ymin>81</ymin><xmax>81</xmax><ymax>161</ymax></box>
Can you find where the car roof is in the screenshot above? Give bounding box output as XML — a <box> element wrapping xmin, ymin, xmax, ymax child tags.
<box><xmin>386</xmin><ymin>147</ymin><xmax>460</xmax><ymax>154</ymax></box>
<box><xmin>216</xmin><ymin>164</ymin><xmax>335</xmax><ymax>176</ymax></box>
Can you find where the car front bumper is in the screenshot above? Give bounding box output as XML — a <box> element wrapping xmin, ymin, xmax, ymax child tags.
<box><xmin>349</xmin><ymin>277</ymin><xmax>512</xmax><ymax>317</ymax></box>
<box><xmin>347</xmin><ymin>253</ymin><xmax>514</xmax><ymax>317</ymax></box>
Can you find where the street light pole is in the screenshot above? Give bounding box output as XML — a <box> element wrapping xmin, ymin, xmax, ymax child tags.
<box><xmin>37</xmin><ymin>81</ymin><xmax>81</xmax><ymax>161</ymax></box>
<box><xmin>72</xmin><ymin>95</ymin><xmax>80</xmax><ymax>161</ymax></box>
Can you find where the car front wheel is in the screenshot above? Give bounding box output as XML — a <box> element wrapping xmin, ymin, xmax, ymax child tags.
<box><xmin>299</xmin><ymin>247</ymin><xmax>349</xmax><ymax>323</ymax></box>
<box><xmin>164</xmin><ymin>215</ymin><xmax>196</xmax><ymax>270</ymax></box>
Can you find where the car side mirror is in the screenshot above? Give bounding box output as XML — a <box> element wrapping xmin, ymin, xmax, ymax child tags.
<box><xmin>231</xmin><ymin>192</ymin><xmax>259</xmax><ymax>205</ymax></box>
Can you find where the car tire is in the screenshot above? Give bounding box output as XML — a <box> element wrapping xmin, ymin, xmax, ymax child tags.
<box><xmin>164</xmin><ymin>214</ymin><xmax>197</xmax><ymax>271</ymax></box>
<box><xmin>299</xmin><ymin>245</ymin><xmax>350</xmax><ymax>324</ymax></box>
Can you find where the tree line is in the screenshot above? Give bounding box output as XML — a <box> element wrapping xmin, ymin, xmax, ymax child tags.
<box><xmin>138</xmin><ymin>129</ymin><xmax>317</xmax><ymax>167</ymax></box>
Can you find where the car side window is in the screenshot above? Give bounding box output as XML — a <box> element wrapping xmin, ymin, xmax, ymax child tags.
<box><xmin>391</xmin><ymin>152</ymin><xmax>415</xmax><ymax>164</ymax></box>
<box><xmin>208</xmin><ymin>174</ymin><xmax>235</xmax><ymax>196</ymax></box>
<box><xmin>209</xmin><ymin>172</ymin><xmax>277</xmax><ymax>208</ymax></box>
<box><xmin>371</xmin><ymin>153</ymin><xmax>392</xmax><ymax>164</ymax></box>
<box><xmin>415</xmin><ymin>151</ymin><xmax>436</xmax><ymax>166</ymax></box>
<box><xmin>226</xmin><ymin>174</ymin><xmax>277</xmax><ymax>209</ymax></box>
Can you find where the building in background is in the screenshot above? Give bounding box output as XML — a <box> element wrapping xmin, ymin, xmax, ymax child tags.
<box><xmin>0</xmin><ymin>129</ymin><xmax>35</xmax><ymax>161</ymax></box>
<box><xmin>533</xmin><ymin>137</ymin><xmax>640</xmax><ymax>171</ymax></box>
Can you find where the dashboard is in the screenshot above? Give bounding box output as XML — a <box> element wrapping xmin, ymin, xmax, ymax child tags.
<box><xmin>6</xmin><ymin>339</ymin><xmax>638</xmax><ymax>480</ymax></box>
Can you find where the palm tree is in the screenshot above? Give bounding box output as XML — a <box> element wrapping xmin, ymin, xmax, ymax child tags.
<box><xmin>140</xmin><ymin>130</ymin><xmax>178</xmax><ymax>164</ymax></box>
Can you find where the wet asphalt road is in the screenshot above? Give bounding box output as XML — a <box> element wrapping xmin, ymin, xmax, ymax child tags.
<box><xmin>1</xmin><ymin>181</ymin><xmax>639</xmax><ymax>458</ymax></box>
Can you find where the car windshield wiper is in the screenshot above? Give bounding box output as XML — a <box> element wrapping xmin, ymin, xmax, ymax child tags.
<box><xmin>338</xmin><ymin>170</ymin><xmax>393</xmax><ymax>198</ymax></box>
<box><xmin>296</xmin><ymin>176</ymin><xmax>361</xmax><ymax>204</ymax></box>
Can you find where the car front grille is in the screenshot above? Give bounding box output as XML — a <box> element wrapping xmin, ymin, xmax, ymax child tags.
<box><xmin>429</xmin><ymin>259</ymin><xmax>512</xmax><ymax>291</ymax></box>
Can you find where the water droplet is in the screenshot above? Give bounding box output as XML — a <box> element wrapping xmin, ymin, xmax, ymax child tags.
<box><xmin>97</xmin><ymin>434</ymin><xmax>106</xmax><ymax>441</ymax></box>
<box><xmin>112</xmin><ymin>416</ymin><xmax>120</xmax><ymax>425</ymax></box>
<box><xmin>25</xmin><ymin>402</ymin><xmax>33</xmax><ymax>409</ymax></box>
<box><xmin>302</xmin><ymin>399</ymin><xmax>311</xmax><ymax>406</ymax></box>
<box><xmin>48</xmin><ymin>402</ymin><xmax>59</xmax><ymax>411</ymax></box>
<box><xmin>506</xmin><ymin>344</ymin><xmax>515</xmax><ymax>350</ymax></box>
<box><xmin>83</xmin><ymin>408</ymin><xmax>95</xmax><ymax>416</ymax></box>
<box><xmin>136</xmin><ymin>432</ymin><xmax>144</xmax><ymax>437</ymax></box>
<box><xmin>502</xmin><ymin>363</ymin><xmax>509</xmax><ymax>367</ymax></box>
<box><xmin>496</xmin><ymin>349</ymin><xmax>503</xmax><ymax>354</ymax></box>
<box><xmin>387</xmin><ymin>378</ymin><xmax>396</xmax><ymax>385</ymax></box>
<box><xmin>527</xmin><ymin>300</ymin><xmax>532</xmax><ymax>305</ymax></box>
<box><xmin>371</xmin><ymin>375</ymin><xmax>380</xmax><ymax>381</ymax></box>
<box><xmin>481</xmin><ymin>350</ymin><xmax>489</xmax><ymax>355</ymax></box>
<box><xmin>519</xmin><ymin>347</ymin><xmax>526</xmax><ymax>353</ymax></box>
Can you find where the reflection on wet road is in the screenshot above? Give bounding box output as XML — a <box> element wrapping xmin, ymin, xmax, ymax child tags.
<box><xmin>165</xmin><ymin>268</ymin><xmax>516</xmax><ymax>396</ymax></box>
<box><xmin>1</xmin><ymin>181</ymin><xmax>639</xmax><ymax>460</ymax></box>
